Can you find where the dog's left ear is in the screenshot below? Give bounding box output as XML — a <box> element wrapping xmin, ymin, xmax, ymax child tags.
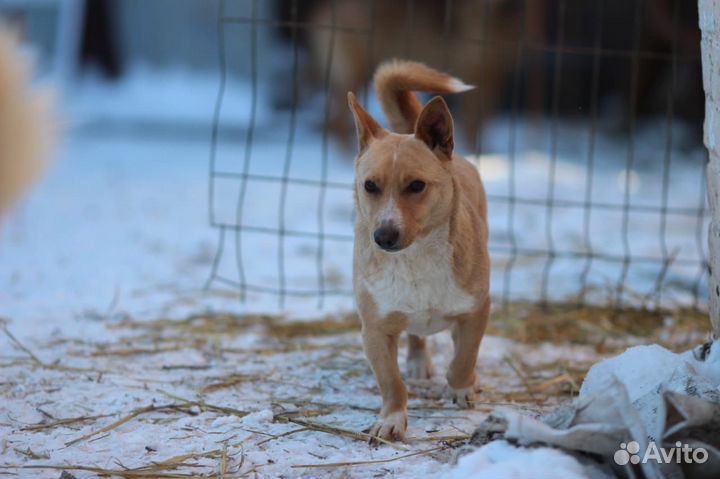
<box><xmin>414</xmin><ymin>96</ymin><xmax>454</xmax><ymax>160</ymax></box>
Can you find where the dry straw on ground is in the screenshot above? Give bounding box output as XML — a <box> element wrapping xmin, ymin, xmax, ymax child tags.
<box><xmin>0</xmin><ymin>302</ymin><xmax>710</xmax><ymax>477</ymax></box>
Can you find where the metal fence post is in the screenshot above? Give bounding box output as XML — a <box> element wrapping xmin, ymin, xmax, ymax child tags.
<box><xmin>699</xmin><ymin>0</ymin><xmax>720</xmax><ymax>338</ymax></box>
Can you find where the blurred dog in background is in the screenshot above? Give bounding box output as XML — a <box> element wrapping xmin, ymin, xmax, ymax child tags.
<box><xmin>0</xmin><ymin>25</ymin><xmax>54</xmax><ymax>223</ymax></box>
<box><xmin>274</xmin><ymin>0</ymin><xmax>703</xmax><ymax>149</ymax></box>
<box><xmin>300</xmin><ymin>0</ymin><xmax>534</xmax><ymax>147</ymax></box>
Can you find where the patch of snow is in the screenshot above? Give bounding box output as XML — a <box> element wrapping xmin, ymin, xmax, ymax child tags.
<box><xmin>444</xmin><ymin>440</ymin><xmax>587</xmax><ymax>479</ymax></box>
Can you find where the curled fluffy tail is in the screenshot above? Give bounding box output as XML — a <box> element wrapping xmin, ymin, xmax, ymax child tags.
<box><xmin>0</xmin><ymin>27</ymin><xmax>54</xmax><ymax>221</ymax></box>
<box><xmin>373</xmin><ymin>60</ymin><xmax>473</xmax><ymax>134</ymax></box>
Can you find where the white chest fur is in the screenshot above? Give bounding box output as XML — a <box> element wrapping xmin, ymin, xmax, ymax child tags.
<box><xmin>361</xmin><ymin>225</ymin><xmax>476</xmax><ymax>336</ymax></box>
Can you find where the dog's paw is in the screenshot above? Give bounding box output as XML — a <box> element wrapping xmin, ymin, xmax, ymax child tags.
<box><xmin>407</xmin><ymin>355</ymin><xmax>434</xmax><ymax>380</ymax></box>
<box><xmin>449</xmin><ymin>385</ymin><xmax>478</xmax><ymax>409</ymax></box>
<box><xmin>366</xmin><ymin>410</ymin><xmax>407</xmax><ymax>444</ymax></box>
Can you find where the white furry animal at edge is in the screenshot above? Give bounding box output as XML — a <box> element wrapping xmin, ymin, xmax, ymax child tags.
<box><xmin>0</xmin><ymin>27</ymin><xmax>54</xmax><ymax>222</ymax></box>
<box><xmin>361</xmin><ymin>224</ymin><xmax>476</xmax><ymax>336</ymax></box>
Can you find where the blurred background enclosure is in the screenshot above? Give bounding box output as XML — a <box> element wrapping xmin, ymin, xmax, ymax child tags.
<box><xmin>1</xmin><ymin>0</ymin><xmax>709</xmax><ymax>316</ymax></box>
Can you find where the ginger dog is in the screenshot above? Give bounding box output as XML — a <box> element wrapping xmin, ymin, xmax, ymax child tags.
<box><xmin>349</xmin><ymin>60</ymin><xmax>490</xmax><ymax>442</ymax></box>
<box><xmin>0</xmin><ymin>26</ymin><xmax>54</xmax><ymax>223</ymax></box>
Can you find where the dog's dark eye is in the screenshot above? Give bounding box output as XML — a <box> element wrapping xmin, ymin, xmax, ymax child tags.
<box><xmin>408</xmin><ymin>180</ymin><xmax>426</xmax><ymax>193</ymax></box>
<box><xmin>364</xmin><ymin>180</ymin><xmax>380</xmax><ymax>194</ymax></box>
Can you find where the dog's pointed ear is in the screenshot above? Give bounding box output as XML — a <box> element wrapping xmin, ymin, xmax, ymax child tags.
<box><xmin>348</xmin><ymin>92</ymin><xmax>385</xmax><ymax>153</ymax></box>
<box><xmin>414</xmin><ymin>96</ymin><xmax>454</xmax><ymax>159</ymax></box>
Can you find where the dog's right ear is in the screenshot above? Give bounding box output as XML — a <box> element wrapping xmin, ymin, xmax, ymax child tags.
<box><xmin>348</xmin><ymin>92</ymin><xmax>386</xmax><ymax>153</ymax></box>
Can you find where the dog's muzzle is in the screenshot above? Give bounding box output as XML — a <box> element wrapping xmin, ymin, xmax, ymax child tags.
<box><xmin>374</xmin><ymin>222</ymin><xmax>401</xmax><ymax>252</ymax></box>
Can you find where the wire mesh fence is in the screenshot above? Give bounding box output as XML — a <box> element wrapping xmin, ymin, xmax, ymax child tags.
<box><xmin>206</xmin><ymin>0</ymin><xmax>709</xmax><ymax>311</ymax></box>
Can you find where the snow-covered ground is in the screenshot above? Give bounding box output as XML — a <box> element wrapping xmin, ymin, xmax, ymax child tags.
<box><xmin>1</xmin><ymin>312</ymin><xmax>604</xmax><ymax>478</ymax></box>
<box><xmin>0</xmin><ymin>67</ymin><xmax>711</xmax><ymax>477</ymax></box>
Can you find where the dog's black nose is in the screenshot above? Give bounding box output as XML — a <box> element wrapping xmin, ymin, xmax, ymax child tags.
<box><xmin>374</xmin><ymin>225</ymin><xmax>400</xmax><ymax>251</ymax></box>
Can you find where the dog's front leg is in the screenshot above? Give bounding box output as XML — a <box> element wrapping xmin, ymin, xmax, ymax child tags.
<box><xmin>361</xmin><ymin>326</ymin><xmax>408</xmax><ymax>443</ymax></box>
<box><xmin>446</xmin><ymin>298</ymin><xmax>490</xmax><ymax>408</ymax></box>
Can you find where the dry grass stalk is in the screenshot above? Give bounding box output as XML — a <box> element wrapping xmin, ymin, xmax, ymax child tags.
<box><xmin>83</xmin><ymin>345</ymin><xmax>187</xmax><ymax>357</ymax></box>
<box><xmin>156</xmin><ymin>389</ymin><xmax>250</xmax><ymax>419</ymax></box>
<box><xmin>533</xmin><ymin>373</ymin><xmax>579</xmax><ymax>394</ymax></box>
<box><xmin>503</xmin><ymin>356</ymin><xmax>539</xmax><ymax>404</ymax></box>
<box><xmin>2</xmin><ymin>326</ymin><xmax>103</xmax><ymax>374</ymax></box>
<box><xmin>274</xmin><ymin>415</ymin><xmax>408</xmax><ymax>451</ymax></box>
<box><xmin>412</xmin><ymin>434</ymin><xmax>471</xmax><ymax>442</ymax></box>
<box><xmin>12</xmin><ymin>447</ymin><xmax>49</xmax><ymax>460</ymax></box>
<box><xmin>21</xmin><ymin>413</ymin><xmax>111</xmax><ymax>432</ymax></box>
<box><xmin>218</xmin><ymin>444</ymin><xmax>229</xmax><ymax>479</ymax></box>
<box><xmin>0</xmin><ymin>464</ymin><xmax>208</xmax><ymax>478</ymax></box>
<box><xmin>65</xmin><ymin>397</ymin><xmax>248</xmax><ymax>448</ymax></box>
<box><xmin>201</xmin><ymin>374</ymin><xmax>262</xmax><ymax>394</ymax></box>
<box><xmin>291</xmin><ymin>444</ymin><xmax>450</xmax><ymax>469</ymax></box>
<box><xmin>277</xmin><ymin>398</ymin><xmax>376</xmax><ymax>413</ymax></box>
<box><xmin>64</xmin><ymin>404</ymin><xmax>185</xmax><ymax>447</ymax></box>
<box><xmin>256</xmin><ymin>427</ymin><xmax>309</xmax><ymax>446</ymax></box>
